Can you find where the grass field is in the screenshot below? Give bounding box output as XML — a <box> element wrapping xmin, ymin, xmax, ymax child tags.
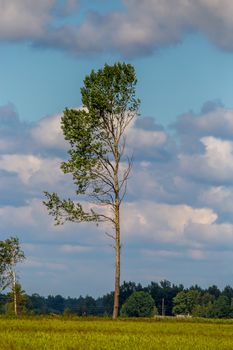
<box><xmin>1</xmin><ymin>316</ymin><xmax>233</xmax><ymax>349</ymax></box>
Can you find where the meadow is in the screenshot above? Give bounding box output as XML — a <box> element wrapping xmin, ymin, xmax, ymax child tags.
<box><xmin>0</xmin><ymin>317</ymin><xmax>233</xmax><ymax>349</ymax></box>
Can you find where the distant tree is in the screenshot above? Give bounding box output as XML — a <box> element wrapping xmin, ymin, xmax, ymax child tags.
<box><xmin>64</xmin><ymin>296</ymin><xmax>80</xmax><ymax>315</ymax></box>
<box><xmin>47</xmin><ymin>295</ymin><xmax>65</xmax><ymax>314</ymax></box>
<box><xmin>146</xmin><ymin>280</ymin><xmax>183</xmax><ymax>315</ymax></box>
<box><xmin>173</xmin><ymin>290</ymin><xmax>201</xmax><ymax>315</ymax></box>
<box><xmin>189</xmin><ymin>284</ymin><xmax>203</xmax><ymax>292</ymax></box>
<box><xmin>101</xmin><ymin>291</ymin><xmax>114</xmax><ymax>316</ymax></box>
<box><xmin>0</xmin><ymin>237</ymin><xmax>25</xmax><ymax>316</ymax></box>
<box><xmin>76</xmin><ymin>295</ymin><xmax>96</xmax><ymax>316</ymax></box>
<box><xmin>222</xmin><ymin>285</ymin><xmax>233</xmax><ymax>302</ymax></box>
<box><xmin>119</xmin><ymin>281</ymin><xmax>143</xmax><ymax>307</ymax></box>
<box><xmin>172</xmin><ymin>291</ymin><xmax>188</xmax><ymax>315</ymax></box>
<box><xmin>207</xmin><ymin>285</ymin><xmax>221</xmax><ymax>299</ymax></box>
<box><xmin>211</xmin><ymin>295</ymin><xmax>230</xmax><ymax>318</ymax></box>
<box><xmin>27</xmin><ymin>293</ymin><xmax>47</xmax><ymax>315</ymax></box>
<box><xmin>44</xmin><ymin>62</ymin><xmax>140</xmax><ymax>319</ymax></box>
<box><xmin>6</xmin><ymin>283</ymin><xmax>28</xmax><ymax>316</ymax></box>
<box><xmin>192</xmin><ymin>302</ymin><xmax>214</xmax><ymax>318</ymax></box>
<box><xmin>191</xmin><ymin>292</ymin><xmax>215</xmax><ymax>318</ymax></box>
<box><xmin>120</xmin><ymin>291</ymin><xmax>154</xmax><ymax>317</ymax></box>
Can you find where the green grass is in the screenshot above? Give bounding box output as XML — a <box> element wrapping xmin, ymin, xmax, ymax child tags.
<box><xmin>0</xmin><ymin>316</ymin><xmax>233</xmax><ymax>349</ymax></box>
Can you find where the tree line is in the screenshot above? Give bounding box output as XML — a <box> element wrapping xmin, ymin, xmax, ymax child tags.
<box><xmin>1</xmin><ymin>280</ymin><xmax>233</xmax><ymax>318</ymax></box>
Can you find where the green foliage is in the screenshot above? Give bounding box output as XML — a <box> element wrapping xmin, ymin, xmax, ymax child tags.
<box><xmin>173</xmin><ymin>290</ymin><xmax>200</xmax><ymax>315</ymax></box>
<box><xmin>192</xmin><ymin>302</ymin><xmax>214</xmax><ymax>318</ymax></box>
<box><xmin>146</xmin><ymin>280</ymin><xmax>184</xmax><ymax>316</ymax></box>
<box><xmin>120</xmin><ymin>291</ymin><xmax>155</xmax><ymax>317</ymax></box>
<box><xmin>0</xmin><ymin>237</ymin><xmax>25</xmax><ymax>292</ymax></box>
<box><xmin>172</xmin><ymin>288</ymin><xmax>233</xmax><ymax>319</ymax></box>
<box><xmin>5</xmin><ymin>283</ymin><xmax>28</xmax><ymax>316</ymax></box>
<box><xmin>172</xmin><ymin>290</ymin><xmax>214</xmax><ymax>316</ymax></box>
<box><xmin>44</xmin><ymin>62</ymin><xmax>139</xmax><ymax>225</ymax></box>
<box><xmin>207</xmin><ymin>285</ymin><xmax>221</xmax><ymax>299</ymax></box>
<box><xmin>0</xmin><ymin>237</ymin><xmax>25</xmax><ymax>265</ymax></box>
<box><xmin>1</xmin><ymin>280</ymin><xmax>233</xmax><ymax>319</ymax></box>
<box><xmin>81</xmin><ymin>63</ymin><xmax>139</xmax><ymax>116</ymax></box>
<box><xmin>211</xmin><ymin>295</ymin><xmax>230</xmax><ymax>318</ymax></box>
<box><xmin>43</xmin><ymin>192</ymin><xmax>98</xmax><ymax>225</ymax></box>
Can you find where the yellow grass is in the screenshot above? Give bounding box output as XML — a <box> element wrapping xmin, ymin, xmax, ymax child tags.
<box><xmin>0</xmin><ymin>316</ymin><xmax>233</xmax><ymax>349</ymax></box>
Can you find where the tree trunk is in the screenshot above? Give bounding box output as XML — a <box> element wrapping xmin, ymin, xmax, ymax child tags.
<box><xmin>12</xmin><ymin>268</ymin><xmax>18</xmax><ymax>316</ymax></box>
<box><xmin>112</xmin><ymin>201</ymin><xmax>120</xmax><ymax>319</ymax></box>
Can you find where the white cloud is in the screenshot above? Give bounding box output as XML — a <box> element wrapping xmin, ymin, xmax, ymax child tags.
<box><xmin>31</xmin><ymin>113</ymin><xmax>66</xmax><ymax>150</ymax></box>
<box><xmin>0</xmin><ymin>154</ymin><xmax>63</xmax><ymax>185</ymax></box>
<box><xmin>0</xmin><ymin>201</ymin><xmax>37</xmax><ymax>228</ymax></box>
<box><xmin>186</xmin><ymin>222</ymin><xmax>233</xmax><ymax>246</ymax></box>
<box><xmin>173</xmin><ymin>106</ymin><xmax>233</xmax><ymax>140</ymax></box>
<box><xmin>39</xmin><ymin>0</ymin><xmax>233</xmax><ymax>56</ymax></box>
<box><xmin>0</xmin><ymin>0</ymin><xmax>55</xmax><ymax>40</ymax></box>
<box><xmin>179</xmin><ymin>136</ymin><xmax>233</xmax><ymax>182</ymax></box>
<box><xmin>199</xmin><ymin>186</ymin><xmax>233</xmax><ymax>219</ymax></box>
<box><xmin>126</xmin><ymin>120</ymin><xmax>167</xmax><ymax>149</ymax></box>
<box><xmin>121</xmin><ymin>200</ymin><xmax>217</xmax><ymax>244</ymax></box>
<box><xmin>1</xmin><ymin>0</ymin><xmax>233</xmax><ymax>56</ymax></box>
<box><xmin>0</xmin><ymin>154</ymin><xmax>42</xmax><ymax>183</ymax></box>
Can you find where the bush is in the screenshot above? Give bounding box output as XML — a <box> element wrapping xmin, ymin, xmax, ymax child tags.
<box><xmin>120</xmin><ymin>291</ymin><xmax>155</xmax><ymax>317</ymax></box>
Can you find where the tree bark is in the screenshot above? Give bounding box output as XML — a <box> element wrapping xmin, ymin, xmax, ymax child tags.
<box><xmin>112</xmin><ymin>200</ymin><xmax>120</xmax><ymax>319</ymax></box>
<box><xmin>12</xmin><ymin>268</ymin><xmax>18</xmax><ymax>316</ymax></box>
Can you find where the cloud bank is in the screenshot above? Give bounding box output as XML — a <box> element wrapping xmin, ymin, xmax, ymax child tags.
<box><xmin>1</xmin><ymin>0</ymin><xmax>233</xmax><ymax>57</ymax></box>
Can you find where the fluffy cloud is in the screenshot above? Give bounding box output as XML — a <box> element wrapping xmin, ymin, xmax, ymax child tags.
<box><xmin>0</xmin><ymin>0</ymin><xmax>54</xmax><ymax>40</ymax></box>
<box><xmin>69</xmin><ymin>0</ymin><xmax>233</xmax><ymax>55</ymax></box>
<box><xmin>0</xmin><ymin>154</ymin><xmax>64</xmax><ymax>187</ymax></box>
<box><xmin>1</xmin><ymin>1</ymin><xmax>233</xmax><ymax>56</ymax></box>
<box><xmin>172</xmin><ymin>102</ymin><xmax>233</xmax><ymax>143</ymax></box>
<box><xmin>121</xmin><ymin>200</ymin><xmax>217</xmax><ymax>245</ymax></box>
<box><xmin>31</xmin><ymin>113</ymin><xmax>66</xmax><ymax>151</ymax></box>
<box><xmin>186</xmin><ymin>222</ymin><xmax>233</xmax><ymax>247</ymax></box>
<box><xmin>126</xmin><ymin>118</ymin><xmax>170</xmax><ymax>161</ymax></box>
<box><xmin>179</xmin><ymin>136</ymin><xmax>233</xmax><ymax>183</ymax></box>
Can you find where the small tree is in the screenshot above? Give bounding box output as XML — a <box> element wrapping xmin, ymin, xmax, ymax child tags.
<box><xmin>44</xmin><ymin>62</ymin><xmax>140</xmax><ymax>319</ymax></box>
<box><xmin>0</xmin><ymin>250</ymin><xmax>10</xmax><ymax>293</ymax></box>
<box><xmin>120</xmin><ymin>291</ymin><xmax>155</xmax><ymax>317</ymax></box>
<box><xmin>5</xmin><ymin>282</ymin><xmax>28</xmax><ymax>316</ymax></box>
<box><xmin>0</xmin><ymin>237</ymin><xmax>25</xmax><ymax>316</ymax></box>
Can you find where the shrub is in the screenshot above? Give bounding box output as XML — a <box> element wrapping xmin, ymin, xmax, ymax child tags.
<box><xmin>120</xmin><ymin>291</ymin><xmax>155</xmax><ymax>317</ymax></box>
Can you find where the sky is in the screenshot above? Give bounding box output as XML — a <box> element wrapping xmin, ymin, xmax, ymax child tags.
<box><xmin>1</xmin><ymin>0</ymin><xmax>233</xmax><ymax>297</ymax></box>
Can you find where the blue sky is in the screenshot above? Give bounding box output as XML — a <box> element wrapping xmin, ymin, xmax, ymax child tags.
<box><xmin>2</xmin><ymin>0</ymin><xmax>233</xmax><ymax>297</ymax></box>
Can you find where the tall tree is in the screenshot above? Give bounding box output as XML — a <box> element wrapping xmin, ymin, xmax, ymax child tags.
<box><xmin>44</xmin><ymin>62</ymin><xmax>140</xmax><ymax>319</ymax></box>
<box><xmin>0</xmin><ymin>237</ymin><xmax>25</xmax><ymax>316</ymax></box>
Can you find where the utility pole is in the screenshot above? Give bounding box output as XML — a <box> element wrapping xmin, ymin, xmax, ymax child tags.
<box><xmin>162</xmin><ymin>298</ymin><xmax>165</xmax><ymax>316</ymax></box>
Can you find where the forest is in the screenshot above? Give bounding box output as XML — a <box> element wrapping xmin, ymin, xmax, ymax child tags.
<box><xmin>1</xmin><ymin>280</ymin><xmax>233</xmax><ymax>319</ymax></box>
